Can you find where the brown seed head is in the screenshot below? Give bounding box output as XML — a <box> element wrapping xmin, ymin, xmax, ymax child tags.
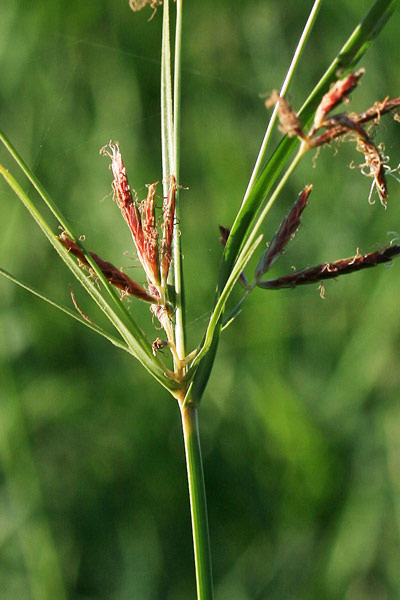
<box><xmin>258</xmin><ymin>243</ymin><xmax>400</xmax><ymax>290</ymax></box>
<box><xmin>255</xmin><ymin>185</ymin><xmax>312</xmax><ymax>282</ymax></box>
<box><xmin>266</xmin><ymin>90</ymin><xmax>305</xmax><ymax>139</ymax></box>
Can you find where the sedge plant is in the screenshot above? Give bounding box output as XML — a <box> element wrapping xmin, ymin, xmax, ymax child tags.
<box><xmin>1</xmin><ymin>0</ymin><xmax>400</xmax><ymax>598</ymax></box>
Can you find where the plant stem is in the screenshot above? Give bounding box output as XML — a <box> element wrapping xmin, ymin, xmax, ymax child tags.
<box><xmin>161</xmin><ymin>1</ymin><xmax>174</xmax><ymax>180</ymax></box>
<box><xmin>173</xmin><ymin>0</ymin><xmax>186</xmax><ymax>362</ymax></box>
<box><xmin>181</xmin><ymin>404</ymin><xmax>213</xmax><ymax>600</ymax></box>
<box><xmin>245</xmin><ymin>0</ymin><xmax>322</xmax><ymax>195</ymax></box>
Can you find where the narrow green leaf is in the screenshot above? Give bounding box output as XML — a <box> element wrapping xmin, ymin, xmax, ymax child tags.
<box><xmin>0</xmin><ymin>131</ymin><xmax>145</xmax><ymax>328</ymax></box>
<box><xmin>172</xmin><ymin>0</ymin><xmax>186</xmax><ymax>362</ymax></box>
<box><xmin>245</xmin><ymin>0</ymin><xmax>323</xmax><ymax>197</ymax></box>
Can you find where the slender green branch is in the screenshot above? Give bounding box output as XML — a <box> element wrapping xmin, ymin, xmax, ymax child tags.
<box><xmin>240</xmin><ymin>146</ymin><xmax>306</xmax><ymax>268</ymax></box>
<box><xmin>161</xmin><ymin>0</ymin><xmax>187</xmax><ymax>371</ymax></box>
<box><xmin>172</xmin><ymin>0</ymin><xmax>186</xmax><ymax>362</ymax></box>
<box><xmin>181</xmin><ymin>404</ymin><xmax>213</xmax><ymax>600</ymax></box>
<box><xmin>169</xmin><ymin>5</ymin><xmax>211</xmax><ymax>597</ymax></box>
<box><xmin>245</xmin><ymin>0</ymin><xmax>322</xmax><ymax>194</ymax></box>
<box><xmin>161</xmin><ymin>0</ymin><xmax>174</xmax><ymax>180</ymax></box>
<box><xmin>0</xmin><ymin>130</ymin><xmax>73</xmax><ymax>237</ymax></box>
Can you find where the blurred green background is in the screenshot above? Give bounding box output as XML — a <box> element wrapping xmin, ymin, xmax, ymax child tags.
<box><xmin>1</xmin><ymin>1</ymin><xmax>400</xmax><ymax>598</ymax></box>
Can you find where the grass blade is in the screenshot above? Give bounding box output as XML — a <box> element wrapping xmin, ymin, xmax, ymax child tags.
<box><xmin>172</xmin><ymin>0</ymin><xmax>186</xmax><ymax>362</ymax></box>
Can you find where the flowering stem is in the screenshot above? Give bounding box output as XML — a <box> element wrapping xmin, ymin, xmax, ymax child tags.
<box><xmin>245</xmin><ymin>0</ymin><xmax>322</xmax><ymax>196</ymax></box>
<box><xmin>173</xmin><ymin>0</ymin><xmax>186</xmax><ymax>362</ymax></box>
<box><xmin>181</xmin><ymin>403</ymin><xmax>213</xmax><ymax>600</ymax></box>
<box><xmin>161</xmin><ymin>1</ymin><xmax>174</xmax><ymax>179</ymax></box>
<box><xmin>162</xmin><ymin>5</ymin><xmax>212</xmax><ymax>596</ymax></box>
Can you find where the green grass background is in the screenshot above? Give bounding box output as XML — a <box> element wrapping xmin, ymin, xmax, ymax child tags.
<box><xmin>1</xmin><ymin>1</ymin><xmax>400</xmax><ymax>598</ymax></box>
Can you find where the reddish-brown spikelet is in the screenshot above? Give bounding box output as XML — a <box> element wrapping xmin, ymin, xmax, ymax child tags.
<box><xmin>255</xmin><ymin>185</ymin><xmax>312</xmax><ymax>281</ymax></box>
<box><xmin>100</xmin><ymin>142</ymin><xmax>144</xmax><ymax>246</ymax></box>
<box><xmin>266</xmin><ymin>90</ymin><xmax>305</xmax><ymax>139</ymax></box>
<box><xmin>309</xmin><ymin>97</ymin><xmax>400</xmax><ymax>149</ymax></box>
<box><xmin>308</xmin><ymin>112</ymin><xmax>388</xmax><ymax>206</ymax></box>
<box><xmin>142</xmin><ymin>182</ymin><xmax>160</xmax><ymax>285</ymax></box>
<box><xmin>258</xmin><ymin>244</ymin><xmax>400</xmax><ymax>290</ymax></box>
<box><xmin>312</xmin><ymin>69</ymin><xmax>365</xmax><ymax>132</ymax></box>
<box><xmin>100</xmin><ymin>141</ymin><xmax>150</xmax><ymax>272</ymax></box>
<box><xmin>161</xmin><ymin>175</ymin><xmax>176</xmax><ymax>286</ymax></box>
<box><xmin>59</xmin><ymin>234</ymin><xmax>159</xmax><ymax>303</ymax></box>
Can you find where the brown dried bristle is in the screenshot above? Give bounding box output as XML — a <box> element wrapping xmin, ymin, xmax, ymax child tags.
<box><xmin>129</xmin><ymin>0</ymin><xmax>162</xmax><ymax>12</ymax></box>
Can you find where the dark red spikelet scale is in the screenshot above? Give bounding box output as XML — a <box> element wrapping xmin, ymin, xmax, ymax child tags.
<box><xmin>161</xmin><ymin>176</ymin><xmax>176</xmax><ymax>285</ymax></box>
<box><xmin>59</xmin><ymin>234</ymin><xmax>158</xmax><ymax>303</ymax></box>
<box><xmin>142</xmin><ymin>183</ymin><xmax>160</xmax><ymax>285</ymax></box>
